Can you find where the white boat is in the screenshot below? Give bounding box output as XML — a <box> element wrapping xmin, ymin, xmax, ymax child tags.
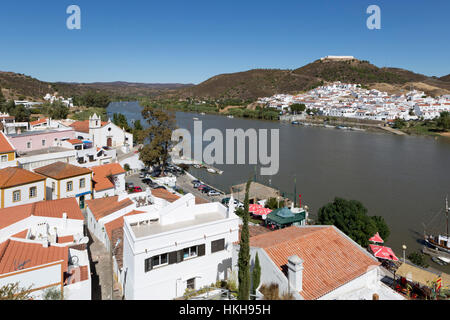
<box><xmin>193</xmin><ymin>117</ymin><xmax>199</xmax><ymax>121</ymax></box>
<box><xmin>227</xmin><ymin>115</ymin><xmax>234</xmax><ymax>119</ymax></box>
<box><xmin>200</xmin><ymin>112</ymin><xmax>205</xmax><ymax>115</ymax></box>
<box><xmin>424</xmin><ymin>196</ymin><xmax>450</xmax><ymax>254</ymax></box>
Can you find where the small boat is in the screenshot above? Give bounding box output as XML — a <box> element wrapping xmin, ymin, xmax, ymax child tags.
<box><xmin>200</xmin><ymin>112</ymin><xmax>205</xmax><ymax>115</ymax></box>
<box><xmin>193</xmin><ymin>164</ymin><xmax>202</xmax><ymax>169</ymax></box>
<box><xmin>431</xmin><ymin>256</ymin><xmax>448</xmax><ymax>266</ymax></box>
<box><xmin>291</xmin><ymin>121</ymin><xmax>299</xmax><ymax>125</ymax></box>
<box><xmin>227</xmin><ymin>115</ymin><xmax>234</xmax><ymax>119</ymax></box>
<box><xmin>424</xmin><ymin>196</ymin><xmax>450</xmax><ymax>254</ymax></box>
<box><xmin>193</xmin><ymin>117</ymin><xmax>199</xmax><ymax>121</ymax></box>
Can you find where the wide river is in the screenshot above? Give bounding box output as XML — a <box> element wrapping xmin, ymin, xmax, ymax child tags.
<box><xmin>108</xmin><ymin>101</ymin><xmax>450</xmax><ymax>272</ymax></box>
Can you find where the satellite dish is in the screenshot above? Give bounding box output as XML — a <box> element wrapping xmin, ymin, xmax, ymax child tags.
<box><xmin>79</xmin><ymin>236</ymin><xmax>89</xmax><ymax>244</ymax></box>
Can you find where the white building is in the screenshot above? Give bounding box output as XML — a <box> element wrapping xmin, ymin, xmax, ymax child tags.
<box><xmin>232</xmin><ymin>225</ymin><xmax>405</xmax><ymax>300</ymax></box>
<box><xmin>70</xmin><ymin>114</ymin><xmax>133</xmax><ymax>151</ymax></box>
<box><xmin>91</xmin><ymin>163</ymin><xmax>126</xmax><ymax>198</ymax></box>
<box><xmin>34</xmin><ymin>161</ymin><xmax>93</xmax><ymax>208</ymax></box>
<box><xmin>121</xmin><ymin>193</ymin><xmax>240</xmax><ymax>300</ymax></box>
<box><xmin>0</xmin><ymin>167</ymin><xmax>46</xmax><ymax>209</ymax></box>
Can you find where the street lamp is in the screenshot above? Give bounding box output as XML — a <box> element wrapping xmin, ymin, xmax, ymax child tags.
<box><xmin>402</xmin><ymin>244</ymin><xmax>407</xmax><ymax>263</ymax></box>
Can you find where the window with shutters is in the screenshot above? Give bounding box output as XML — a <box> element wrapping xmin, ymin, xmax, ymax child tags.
<box><xmin>145</xmin><ymin>253</ymin><xmax>169</xmax><ymax>272</ymax></box>
<box><xmin>211</xmin><ymin>238</ymin><xmax>225</xmax><ymax>253</ymax></box>
<box><xmin>186</xmin><ymin>278</ymin><xmax>195</xmax><ymax>290</ymax></box>
<box><xmin>183</xmin><ymin>246</ymin><xmax>198</xmax><ymax>259</ymax></box>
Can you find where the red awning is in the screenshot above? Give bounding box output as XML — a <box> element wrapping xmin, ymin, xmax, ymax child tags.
<box><xmin>249</xmin><ymin>204</ymin><xmax>263</xmax><ymax>213</ymax></box>
<box><xmin>369</xmin><ymin>232</ymin><xmax>384</xmax><ymax>243</ymax></box>
<box><xmin>369</xmin><ymin>244</ymin><xmax>399</xmax><ymax>261</ymax></box>
<box><xmin>252</xmin><ymin>207</ymin><xmax>272</xmax><ymax>216</ymax></box>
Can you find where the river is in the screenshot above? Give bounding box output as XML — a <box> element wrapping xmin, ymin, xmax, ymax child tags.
<box><xmin>107</xmin><ymin>101</ymin><xmax>450</xmax><ymax>273</ymax></box>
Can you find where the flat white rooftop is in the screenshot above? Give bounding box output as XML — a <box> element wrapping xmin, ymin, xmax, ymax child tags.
<box><xmin>130</xmin><ymin>211</ymin><xmax>225</xmax><ymax>238</ymax></box>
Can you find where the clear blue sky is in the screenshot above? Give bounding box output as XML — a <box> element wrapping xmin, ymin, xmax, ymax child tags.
<box><xmin>0</xmin><ymin>0</ymin><xmax>448</xmax><ymax>84</ymax></box>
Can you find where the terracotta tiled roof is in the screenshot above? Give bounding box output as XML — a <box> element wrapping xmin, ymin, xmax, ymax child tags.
<box><xmin>66</xmin><ymin>139</ymin><xmax>83</xmax><ymax>145</ymax></box>
<box><xmin>0</xmin><ymin>132</ymin><xmax>15</xmax><ymax>154</ymax></box>
<box><xmin>0</xmin><ymin>167</ymin><xmax>46</xmax><ymax>188</ymax></box>
<box><xmin>92</xmin><ymin>163</ymin><xmax>126</xmax><ymax>192</ymax></box>
<box><xmin>34</xmin><ymin>161</ymin><xmax>92</xmax><ymax>180</ymax></box>
<box><xmin>30</xmin><ymin>118</ymin><xmax>48</xmax><ymax>126</ymax></box>
<box><xmin>0</xmin><ymin>239</ymin><xmax>68</xmax><ymax>275</ymax></box>
<box><xmin>86</xmin><ymin>196</ymin><xmax>134</xmax><ymax>221</ymax></box>
<box><xmin>151</xmin><ymin>189</ymin><xmax>180</xmax><ymax>203</ymax></box>
<box><xmin>0</xmin><ymin>198</ymin><xmax>84</xmax><ymax>229</ymax></box>
<box><xmin>249</xmin><ymin>226</ymin><xmax>380</xmax><ymax>300</ymax></box>
<box><xmin>11</xmin><ymin>229</ymin><xmax>28</xmax><ymax>239</ymax></box>
<box><xmin>70</xmin><ymin>120</ymin><xmax>108</xmax><ymax>133</ymax></box>
<box><xmin>104</xmin><ymin>210</ymin><xmax>144</xmax><ymax>240</ymax></box>
<box><xmin>57</xmin><ymin>235</ymin><xmax>74</xmax><ymax>244</ymax></box>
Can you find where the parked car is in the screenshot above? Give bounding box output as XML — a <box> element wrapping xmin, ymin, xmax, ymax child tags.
<box><xmin>139</xmin><ymin>172</ymin><xmax>146</xmax><ymax>178</ymax></box>
<box><xmin>125</xmin><ymin>182</ymin><xmax>134</xmax><ymax>189</ymax></box>
<box><xmin>208</xmin><ymin>190</ymin><xmax>220</xmax><ymax>196</ymax></box>
<box><xmin>142</xmin><ymin>178</ymin><xmax>152</xmax><ymax>184</ymax></box>
<box><xmin>151</xmin><ymin>170</ymin><xmax>161</xmax><ymax>177</ymax></box>
<box><xmin>191</xmin><ymin>180</ymin><xmax>201</xmax><ymax>185</ymax></box>
<box><xmin>197</xmin><ymin>184</ymin><xmax>207</xmax><ymax>191</ymax></box>
<box><xmin>133</xmin><ymin>186</ymin><xmax>143</xmax><ymax>193</ymax></box>
<box><xmin>193</xmin><ymin>182</ymin><xmax>202</xmax><ymax>188</ymax></box>
<box><xmin>201</xmin><ymin>187</ymin><xmax>212</xmax><ymax>193</ymax></box>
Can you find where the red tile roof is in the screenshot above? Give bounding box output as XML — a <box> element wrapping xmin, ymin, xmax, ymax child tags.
<box><xmin>0</xmin><ymin>239</ymin><xmax>68</xmax><ymax>275</ymax></box>
<box><xmin>66</xmin><ymin>139</ymin><xmax>83</xmax><ymax>145</ymax></box>
<box><xmin>57</xmin><ymin>235</ymin><xmax>74</xmax><ymax>244</ymax></box>
<box><xmin>70</xmin><ymin>120</ymin><xmax>108</xmax><ymax>133</ymax></box>
<box><xmin>104</xmin><ymin>210</ymin><xmax>144</xmax><ymax>240</ymax></box>
<box><xmin>34</xmin><ymin>161</ymin><xmax>92</xmax><ymax>180</ymax></box>
<box><xmin>0</xmin><ymin>198</ymin><xmax>84</xmax><ymax>229</ymax></box>
<box><xmin>0</xmin><ymin>132</ymin><xmax>15</xmax><ymax>154</ymax></box>
<box><xmin>249</xmin><ymin>226</ymin><xmax>380</xmax><ymax>300</ymax></box>
<box><xmin>92</xmin><ymin>163</ymin><xmax>126</xmax><ymax>192</ymax></box>
<box><xmin>86</xmin><ymin>196</ymin><xmax>134</xmax><ymax>221</ymax></box>
<box><xmin>0</xmin><ymin>167</ymin><xmax>46</xmax><ymax>188</ymax></box>
<box><xmin>30</xmin><ymin>118</ymin><xmax>48</xmax><ymax>126</ymax></box>
<box><xmin>11</xmin><ymin>229</ymin><xmax>28</xmax><ymax>239</ymax></box>
<box><xmin>151</xmin><ymin>189</ymin><xmax>180</xmax><ymax>203</ymax></box>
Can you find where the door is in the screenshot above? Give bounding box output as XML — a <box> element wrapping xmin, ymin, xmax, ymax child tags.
<box><xmin>107</xmin><ymin>137</ymin><xmax>112</xmax><ymax>147</ymax></box>
<box><xmin>79</xmin><ymin>195</ymin><xmax>85</xmax><ymax>209</ymax></box>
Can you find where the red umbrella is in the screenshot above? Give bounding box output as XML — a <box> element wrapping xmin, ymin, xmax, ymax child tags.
<box><xmin>369</xmin><ymin>232</ymin><xmax>384</xmax><ymax>244</ymax></box>
<box><xmin>249</xmin><ymin>204</ymin><xmax>263</xmax><ymax>213</ymax></box>
<box><xmin>253</xmin><ymin>207</ymin><xmax>272</xmax><ymax>216</ymax></box>
<box><xmin>369</xmin><ymin>244</ymin><xmax>399</xmax><ymax>261</ymax></box>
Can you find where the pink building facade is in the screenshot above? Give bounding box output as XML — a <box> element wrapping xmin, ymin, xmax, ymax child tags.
<box><xmin>8</xmin><ymin>129</ymin><xmax>76</xmax><ymax>153</ymax></box>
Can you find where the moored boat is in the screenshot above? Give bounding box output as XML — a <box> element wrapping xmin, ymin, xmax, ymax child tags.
<box><xmin>424</xmin><ymin>196</ymin><xmax>450</xmax><ymax>254</ymax></box>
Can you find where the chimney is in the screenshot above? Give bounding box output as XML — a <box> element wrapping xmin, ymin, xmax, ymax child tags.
<box><xmin>287</xmin><ymin>255</ymin><xmax>303</xmax><ymax>292</ymax></box>
<box><xmin>42</xmin><ymin>240</ymin><xmax>49</xmax><ymax>248</ymax></box>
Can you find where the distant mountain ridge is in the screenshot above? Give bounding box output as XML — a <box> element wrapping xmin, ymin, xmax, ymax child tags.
<box><xmin>0</xmin><ymin>71</ymin><xmax>193</xmax><ymax>101</ymax></box>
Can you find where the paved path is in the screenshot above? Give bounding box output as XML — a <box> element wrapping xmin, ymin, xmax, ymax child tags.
<box><xmin>87</xmin><ymin>230</ymin><xmax>122</xmax><ymax>300</ymax></box>
<box><xmin>377</xmin><ymin>125</ymin><xmax>407</xmax><ymax>135</ymax></box>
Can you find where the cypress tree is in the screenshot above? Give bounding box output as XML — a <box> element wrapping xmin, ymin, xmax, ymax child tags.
<box><xmin>238</xmin><ymin>179</ymin><xmax>251</xmax><ymax>300</ymax></box>
<box><xmin>252</xmin><ymin>252</ymin><xmax>261</xmax><ymax>297</ymax></box>
<box><xmin>0</xmin><ymin>88</ymin><xmax>6</xmax><ymax>113</ymax></box>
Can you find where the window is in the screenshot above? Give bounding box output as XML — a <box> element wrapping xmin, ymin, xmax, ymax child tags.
<box><xmin>211</xmin><ymin>239</ymin><xmax>225</xmax><ymax>253</ymax></box>
<box><xmin>1</xmin><ymin>155</ymin><xmax>7</xmax><ymax>162</ymax></box>
<box><xmin>52</xmin><ymin>182</ymin><xmax>56</xmax><ymax>192</ymax></box>
<box><xmin>183</xmin><ymin>246</ymin><xmax>198</xmax><ymax>259</ymax></box>
<box><xmin>29</xmin><ymin>186</ymin><xmax>37</xmax><ymax>198</ymax></box>
<box><xmin>12</xmin><ymin>190</ymin><xmax>21</xmax><ymax>202</ymax></box>
<box><xmin>66</xmin><ymin>181</ymin><xmax>73</xmax><ymax>192</ymax></box>
<box><xmin>145</xmin><ymin>253</ymin><xmax>169</xmax><ymax>272</ymax></box>
<box><xmin>27</xmin><ymin>142</ymin><xmax>31</xmax><ymax>149</ymax></box>
<box><xmin>79</xmin><ymin>178</ymin><xmax>85</xmax><ymax>188</ymax></box>
<box><xmin>42</xmin><ymin>140</ymin><xmax>46</xmax><ymax>146</ymax></box>
<box><xmin>186</xmin><ymin>278</ymin><xmax>195</xmax><ymax>290</ymax></box>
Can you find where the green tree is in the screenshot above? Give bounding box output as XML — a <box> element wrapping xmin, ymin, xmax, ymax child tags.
<box><xmin>48</xmin><ymin>101</ymin><xmax>69</xmax><ymax>119</ymax></box>
<box><xmin>265</xmin><ymin>197</ymin><xmax>279</xmax><ymax>210</ymax></box>
<box><xmin>133</xmin><ymin>119</ymin><xmax>145</xmax><ymax>144</ymax></box>
<box><xmin>290</xmin><ymin>103</ymin><xmax>306</xmax><ymax>114</ymax></box>
<box><xmin>393</xmin><ymin>118</ymin><xmax>407</xmax><ymax>129</ymax></box>
<box><xmin>11</xmin><ymin>104</ymin><xmax>31</xmax><ymax>122</ymax></box>
<box><xmin>0</xmin><ymin>283</ymin><xmax>32</xmax><ymax>300</ymax></box>
<box><xmin>139</xmin><ymin>104</ymin><xmax>177</xmax><ymax>172</ymax></box>
<box><xmin>238</xmin><ymin>179</ymin><xmax>252</xmax><ymax>300</ymax></box>
<box><xmin>317</xmin><ymin>197</ymin><xmax>378</xmax><ymax>247</ymax></box>
<box><xmin>370</xmin><ymin>216</ymin><xmax>390</xmax><ymax>241</ymax></box>
<box><xmin>0</xmin><ymin>88</ymin><xmax>6</xmax><ymax>112</ymax></box>
<box><xmin>82</xmin><ymin>91</ymin><xmax>111</xmax><ymax>108</ymax></box>
<box><xmin>407</xmin><ymin>251</ymin><xmax>429</xmax><ymax>268</ymax></box>
<box><xmin>252</xmin><ymin>252</ymin><xmax>261</xmax><ymax>296</ymax></box>
<box><xmin>112</xmin><ymin>113</ymin><xmax>130</xmax><ymax>131</ymax></box>
<box><xmin>436</xmin><ymin>111</ymin><xmax>450</xmax><ymax>131</ymax></box>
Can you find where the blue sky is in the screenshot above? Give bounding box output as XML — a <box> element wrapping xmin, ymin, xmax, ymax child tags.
<box><xmin>0</xmin><ymin>0</ymin><xmax>449</xmax><ymax>84</ymax></box>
